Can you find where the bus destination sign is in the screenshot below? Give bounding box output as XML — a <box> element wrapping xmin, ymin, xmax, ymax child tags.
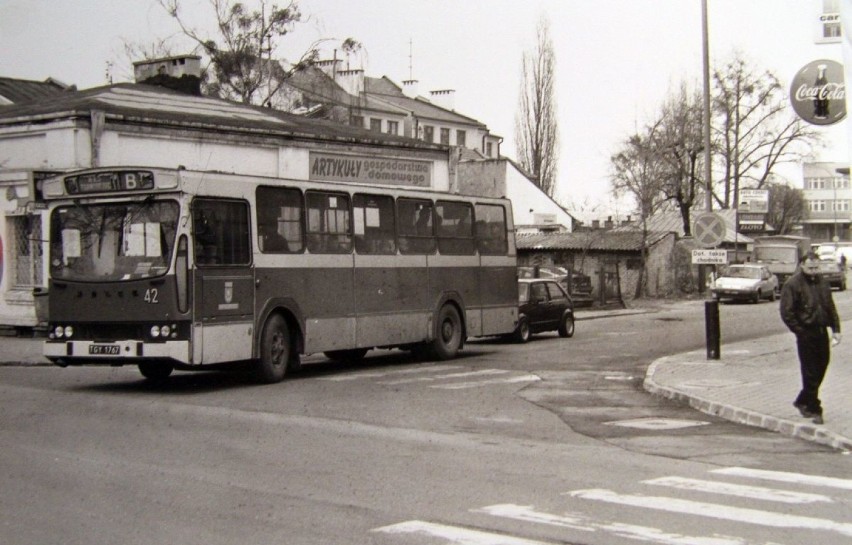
<box><xmin>65</xmin><ymin>170</ymin><xmax>155</xmax><ymax>195</ymax></box>
<box><xmin>309</xmin><ymin>152</ymin><xmax>432</xmax><ymax>188</ymax></box>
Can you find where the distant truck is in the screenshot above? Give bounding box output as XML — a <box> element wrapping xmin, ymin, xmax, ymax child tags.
<box><xmin>751</xmin><ymin>235</ymin><xmax>811</xmax><ymax>289</ymax></box>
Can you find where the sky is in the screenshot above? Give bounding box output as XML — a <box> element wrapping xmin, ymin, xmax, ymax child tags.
<box><xmin>0</xmin><ymin>0</ymin><xmax>848</xmax><ymax>217</ymax></box>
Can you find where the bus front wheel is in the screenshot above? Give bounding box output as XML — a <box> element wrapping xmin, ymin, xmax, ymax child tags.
<box><xmin>138</xmin><ymin>362</ymin><xmax>173</xmax><ymax>381</ymax></box>
<box><xmin>430</xmin><ymin>304</ymin><xmax>463</xmax><ymax>360</ymax></box>
<box><xmin>256</xmin><ymin>313</ymin><xmax>294</xmax><ymax>383</ymax></box>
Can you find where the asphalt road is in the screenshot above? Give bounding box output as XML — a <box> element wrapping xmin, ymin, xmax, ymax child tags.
<box><xmin>2</xmin><ymin>295</ymin><xmax>852</xmax><ymax>545</ymax></box>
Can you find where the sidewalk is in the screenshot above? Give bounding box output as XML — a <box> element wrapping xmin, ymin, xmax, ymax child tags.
<box><xmin>644</xmin><ymin>322</ymin><xmax>852</xmax><ymax>452</ymax></box>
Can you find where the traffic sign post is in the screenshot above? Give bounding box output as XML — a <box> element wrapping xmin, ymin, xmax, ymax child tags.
<box><xmin>692</xmin><ymin>212</ymin><xmax>725</xmax><ymax>360</ymax></box>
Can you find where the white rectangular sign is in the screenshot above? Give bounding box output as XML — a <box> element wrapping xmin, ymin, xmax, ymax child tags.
<box><xmin>738</xmin><ymin>189</ymin><xmax>769</xmax><ymax>213</ymax></box>
<box><xmin>692</xmin><ymin>249</ymin><xmax>728</xmax><ymax>265</ymax></box>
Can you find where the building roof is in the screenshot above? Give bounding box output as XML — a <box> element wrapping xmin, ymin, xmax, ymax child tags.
<box><xmin>365</xmin><ymin>76</ymin><xmax>487</xmax><ymax>128</ymax></box>
<box><xmin>615</xmin><ymin>208</ymin><xmax>755</xmax><ymax>244</ymax></box>
<box><xmin>0</xmin><ymin>82</ymin><xmax>448</xmax><ymax>151</ymax></box>
<box><xmin>516</xmin><ymin>230</ymin><xmax>671</xmax><ymax>252</ymax></box>
<box><xmin>0</xmin><ymin>77</ymin><xmax>73</xmax><ymax>105</ymax></box>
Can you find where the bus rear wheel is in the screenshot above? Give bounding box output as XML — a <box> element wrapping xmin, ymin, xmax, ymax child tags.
<box><xmin>256</xmin><ymin>313</ymin><xmax>294</xmax><ymax>383</ymax></box>
<box><xmin>138</xmin><ymin>362</ymin><xmax>173</xmax><ymax>381</ymax></box>
<box><xmin>430</xmin><ymin>304</ymin><xmax>463</xmax><ymax>360</ymax></box>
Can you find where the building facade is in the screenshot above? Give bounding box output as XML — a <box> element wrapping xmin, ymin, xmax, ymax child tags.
<box><xmin>801</xmin><ymin>161</ymin><xmax>852</xmax><ymax>242</ymax></box>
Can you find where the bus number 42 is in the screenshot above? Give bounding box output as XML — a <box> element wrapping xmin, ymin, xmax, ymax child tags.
<box><xmin>144</xmin><ymin>288</ymin><xmax>159</xmax><ymax>304</ymax></box>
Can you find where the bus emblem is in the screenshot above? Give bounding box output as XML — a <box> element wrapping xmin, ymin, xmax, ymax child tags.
<box><xmin>224</xmin><ymin>281</ymin><xmax>233</xmax><ymax>304</ymax></box>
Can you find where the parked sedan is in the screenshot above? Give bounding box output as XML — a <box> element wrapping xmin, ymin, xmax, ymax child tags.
<box><xmin>512</xmin><ymin>278</ymin><xmax>575</xmax><ymax>343</ymax></box>
<box><xmin>711</xmin><ymin>264</ymin><xmax>778</xmax><ymax>303</ymax></box>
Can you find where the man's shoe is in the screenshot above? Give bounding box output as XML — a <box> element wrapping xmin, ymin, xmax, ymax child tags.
<box><xmin>813</xmin><ymin>415</ymin><xmax>824</xmax><ymax>425</ymax></box>
<box><xmin>794</xmin><ymin>403</ymin><xmax>816</xmax><ymax>418</ymax></box>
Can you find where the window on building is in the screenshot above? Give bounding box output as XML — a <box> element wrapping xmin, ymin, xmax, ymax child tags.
<box><xmin>10</xmin><ymin>214</ymin><xmax>43</xmax><ymax>287</ymax></box>
<box><xmin>809</xmin><ymin>200</ymin><xmax>827</xmax><ymax>212</ymax></box>
<box><xmin>834</xmin><ymin>200</ymin><xmax>850</xmax><ymax>212</ymax></box>
<box><xmin>386</xmin><ymin>120</ymin><xmax>399</xmax><ymax>135</ymax></box>
<box><xmin>440</xmin><ymin>128</ymin><xmax>450</xmax><ymax>145</ymax></box>
<box><xmin>370</xmin><ymin>118</ymin><xmax>382</xmax><ymax>132</ymax></box>
<box><xmin>422</xmin><ymin>125</ymin><xmax>434</xmax><ymax>143</ymax></box>
<box><xmin>350</xmin><ymin>115</ymin><xmax>364</xmax><ymax>128</ymax></box>
<box><xmin>836</xmin><ymin>177</ymin><xmax>850</xmax><ymax>189</ymax></box>
<box><xmin>485</xmin><ymin>142</ymin><xmax>493</xmax><ymax>157</ymax></box>
<box><xmin>456</xmin><ymin>130</ymin><xmax>466</xmax><ymax>147</ymax></box>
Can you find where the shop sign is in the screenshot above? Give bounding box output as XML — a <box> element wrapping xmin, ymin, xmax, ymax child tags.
<box><xmin>790</xmin><ymin>59</ymin><xmax>846</xmax><ymax>125</ymax></box>
<box><xmin>309</xmin><ymin>152</ymin><xmax>432</xmax><ymax>188</ymax></box>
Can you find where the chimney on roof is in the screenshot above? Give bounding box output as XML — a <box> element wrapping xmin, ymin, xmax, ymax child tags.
<box><xmin>592</xmin><ymin>220</ymin><xmax>600</xmax><ymax>229</ymax></box>
<box><xmin>402</xmin><ymin>79</ymin><xmax>419</xmax><ymax>98</ymax></box>
<box><xmin>133</xmin><ymin>54</ymin><xmax>202</xmax><ymax>95</ymax></box>
<box><xmin>429</xmin><ymin>89</ymin><xmax>455</xmax><ymax>111</ymax></box>
<box><xmin>605</xmin><ymin>216</ymin><xmax>613</xmax><ymax>230</ymax></box>
<box><xmin>336</xmin><ymin>69</ymin><xmax>365</xmax><ymax>96</ymax></box>
<box><xmin>315</xmin><ymin>59</ymin><xmax>343</xmax><ymax>78</ymax></box>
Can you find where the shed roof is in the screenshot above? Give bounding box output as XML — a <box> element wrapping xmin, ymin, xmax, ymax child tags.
<box><xmin>516</xmin><ymin>230</ymin><xmax>671</xmax><ymax>252</ymax></box>
<box><xmin>0</xmin><ymin>77</ymin><xmax>72</xmax><ymax>104</ymax></box>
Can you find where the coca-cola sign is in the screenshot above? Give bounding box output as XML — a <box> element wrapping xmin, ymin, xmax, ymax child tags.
<box><xmin>790</xmin><ymin>59</ymin><xmax>846</xmax><ymax>126</ymax></box>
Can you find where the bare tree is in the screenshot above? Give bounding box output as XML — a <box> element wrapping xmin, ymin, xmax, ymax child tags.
<box><xmin>712</xmin><ymin>52</ymin><xmax>820</xmax><ymax>208</ymax></box>
<box><xmin>765</xmin><ymin>181</ymin><xmax>805</xmax><ymax>235</ymax></box>
<box><xmin>157</xmin><ymin>0</ymin><xmax>359</xmax><ymax>107</ymax></box>
<box><xmin>515</xmin><ymin>14</ymin><xmax>559</xmax><ymax>197</ymax></box>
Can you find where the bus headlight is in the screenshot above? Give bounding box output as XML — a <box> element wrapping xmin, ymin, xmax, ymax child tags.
<box><xmin>150</xmin><ymin>325</ymin><xmax>161</xmax><ymax>338</ymax></box>
<box><xmin>63</xmin><ymin>326</ymin><xmax>74</xmax><ymax>338</ymax></box>
<box><xmin>159</xmin><ymin>325</ymin><xmax>171</xmax><ymax>337</ymax></box>
<box><xmin>53</xmin><ymin>325</ymin><xmax>65</xmax><ymax>338</ymax></box>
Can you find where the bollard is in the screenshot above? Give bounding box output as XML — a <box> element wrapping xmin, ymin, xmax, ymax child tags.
<box><xmin>705</xmin><ymin>299</ymin><xmax>720</xmax><ymax>359</ymax></box>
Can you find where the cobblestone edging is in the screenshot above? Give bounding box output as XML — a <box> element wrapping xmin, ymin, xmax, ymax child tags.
<box><xmin>644</xmin><ymin>359</ymin><xmax>852</xmax><ymax>452</ymax></box>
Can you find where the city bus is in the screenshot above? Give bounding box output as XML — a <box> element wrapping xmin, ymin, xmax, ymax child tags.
<box><xmin>41</xmin><ymin>167</ymin><xmax>518</xmax><ymax>382</ymax></box>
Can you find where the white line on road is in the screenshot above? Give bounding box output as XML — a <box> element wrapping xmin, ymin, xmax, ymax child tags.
<box><xmin>380</xmin><ymin>369</ymin><xmax>509</xmax><ymax>385</ymax></box>
<box><xmin>475</xmin><ymin>504</ymin><xmax>761</xmax><ymax>545</ymax></box>
<box><xmin>320</xmin><ymin>364</ymin><xmax>462</xmax><ymax>381</ymax></box>
<box><xmin>711</xmin><ymin>467</ymin><xmax>852</xmax><ymax>491</ymax></box>
<box><xmin>432</xmin><ymin>374</ymin><xmax>541</xmax><ymax>390</ymax></box>
<box><xmin>567</xmin><ymin>489</ymin><xmax>852</xmax><ymax>537</ymax></box>
<box><xmin>643</xmin><ymin>476</ymin><xmax>833</xmax><ymax>504</ymax></box>
<box><xmin>372</xmin><ymin>520</ymin><xmax>556</xmax><ymax>544</ymax></box>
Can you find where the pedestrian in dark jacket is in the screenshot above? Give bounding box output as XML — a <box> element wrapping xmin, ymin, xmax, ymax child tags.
<box><xmin>779</xmin><ymin>251</ymin><xmax>842</xmax><ymax>425</ymax></box>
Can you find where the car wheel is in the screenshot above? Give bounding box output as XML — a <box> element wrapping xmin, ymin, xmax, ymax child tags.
<box><xmin>768</xmin><ymin>289</ymin><xmax>776</xmax><ymax>301</ymax></box>
<box><xmin>752</xmin><ymin>290</ymin><xmax>761</xmax><ymax>304</ymax></box>
<box><xmin>558</xmin><ymin>313</ymin><xmax>575</xmax><ymax>338</ymax></box>
<box><xmin>514</xmin><ymin>318</ymin><xmax>531</xmax><ymax>343</ymax></box>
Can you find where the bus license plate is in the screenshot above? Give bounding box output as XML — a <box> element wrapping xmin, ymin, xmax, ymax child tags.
<box><xmin>89</xmin><ymin>344</ymin><xmax>120</xmax><ymax>355</ymax></box>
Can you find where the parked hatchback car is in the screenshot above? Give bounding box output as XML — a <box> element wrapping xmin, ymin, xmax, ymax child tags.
<box><xmin>512</xmin><ymin>278</ymin><xmax>575</xmax><ymax>343</ymax></box>
<box><xmin>517</xmin><ymin>265</ymin><xmax>594</xmax><ymax>307</ymax></box>
<box><xmin>710</xmin><ymin>264</ymin><xmax>778</xmax><ymax>303</ymax></box>
<box><xmin>817</xmin><ymin>257</ymin><xmax>847</xmax><ymax>291</ymax></box>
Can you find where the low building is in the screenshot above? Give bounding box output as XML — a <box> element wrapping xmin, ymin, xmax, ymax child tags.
<box><xmin>801</xmin><ymin>162</ymin><xmax>851</xmax><ymax>242</ymax></box>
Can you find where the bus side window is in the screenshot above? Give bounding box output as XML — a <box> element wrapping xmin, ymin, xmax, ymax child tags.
<box><xmin>436</xmin><ymin>201</ymin><xmax>475</xmax><ymax>255</ymax></box>
<box><xmin>475</xmin><ymin>204</ymin><xmax>508</xmax><ymax>255</ymax></box>
<box><xmin>353</xmin><ymin>194</ymin><xmax>396</xmax><ymax>254</ymax></box>
<box><xmin>398</xmin><ymin>198</ymin><xmax>436</xmax><ymax>254</ymax></box>
<box><xmin>306</xmin><ymin>191</ymin><xmax>352</xmax><ymax>254</ymax></box>
<box><xmin>256</xmin><ymin>186</ymin><xmax>304</xmax><ymax>253</ymax></box>
<box><xmin>193</xmin><ymin>199</ymin><xmax>251</xmax><ymax>265</ymax></box>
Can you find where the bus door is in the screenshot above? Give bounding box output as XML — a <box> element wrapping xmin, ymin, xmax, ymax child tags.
<box><xmin>191</xmin><ymin>199</ymin><xmax>255</xmax><ymax>364</ymax></box>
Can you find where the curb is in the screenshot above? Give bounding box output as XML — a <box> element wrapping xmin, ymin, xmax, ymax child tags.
<box><xmin>643</xmin><ymin>359</ymin><xmax>852</xmax><ymax>452</ymax></box>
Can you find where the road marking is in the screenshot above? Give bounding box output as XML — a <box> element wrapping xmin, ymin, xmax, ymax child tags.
<box><xmin>433</xmin><ymin>374</ymin><xmax>541</xmax><ymax>390</ymax></box>
<box><xmin>567</xmin><ymin>489</ymin><xmax>852</xmax><ymax>537</ymax></box>
<box><xmin>643</xmin><ymin>476</ymin><xmax>833</xmax><ymax>504</ymax></box>
<box><xmin>320</xmin><ymin>364</ymin><xmax>462</xmax><ymax>381</ymax></box>
<box><xmin>603</xmin><ymin>418</ymin><xmax>711</xmax><ymax>430</ymax></box>
<box><xmin>379</xmin><ymin>369</ymin><xmax>509</xmax><ymax>385</ymax></box>
<box><xmin>712</xmin><ymin>467</ymin><xmax>852</xmax><ymax>490</ymax></box>
<box><xmin>475</xmin><ymin>504</ymin><xmax>759</xmax><ymax>545</ymax></box>
<box><xmin>372</xmin><ymin>520</ymin><xmax>556</xmax><ymax>544</ymax></box>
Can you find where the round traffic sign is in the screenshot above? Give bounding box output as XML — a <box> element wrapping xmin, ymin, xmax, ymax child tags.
<box><xmin>693</xmin><ymin>212</ymin><xmax>726</xmax><ymax>248</ymax></box>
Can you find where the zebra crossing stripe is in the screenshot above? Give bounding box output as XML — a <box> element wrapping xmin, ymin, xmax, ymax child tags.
<box><xmin>371</xmin><ymin>520</ymin><xmax>556</xmax><ymax>544</ymax></box>
<box><xmin>475</xmin><ymin>504</ymin><xmax>759</xmax><ymax>545</ymax></box>
<box><xmin>643</xmin><ymin>476</ymin><xmax>833</xmax><ymax>504</ymax></box>
<box><xmin>712</xmin><ymin>467</ymin><xmax>852</xmax><ymax>490</ymax></box>
<box><xmin>567</xmin><ymin>489</ymin><xmax>852</xmax><ymax>537</ymax></box>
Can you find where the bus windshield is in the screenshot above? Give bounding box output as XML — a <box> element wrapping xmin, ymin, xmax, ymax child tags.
<box><xmin>50</xmin><ymin>200</ymin><xmax>179</xmax><ymax>282</ymax></box>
